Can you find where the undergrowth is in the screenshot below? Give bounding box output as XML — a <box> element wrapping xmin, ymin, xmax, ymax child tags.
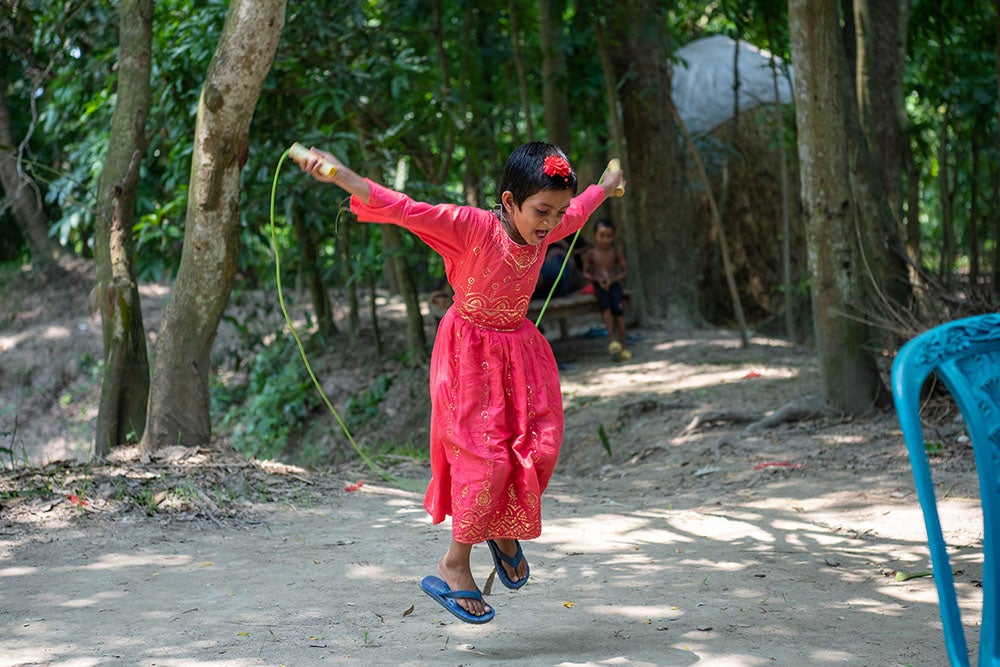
<box><xmin>212</xmin><ymin>331</ymin><xmax>407</xmax><ymax>467</ymax></box>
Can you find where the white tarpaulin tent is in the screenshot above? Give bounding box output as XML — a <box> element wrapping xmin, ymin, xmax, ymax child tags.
<box><xmin>672</xmin><ymin>35</ymin><xmax>794</xmax><ymax>137</ymax></box>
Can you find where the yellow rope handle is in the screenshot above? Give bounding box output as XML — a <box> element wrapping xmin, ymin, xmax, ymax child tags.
<box><xmin>288</xmin><ymin>142</ymin><xmax>338</xmax><ymax>179</ymax></box>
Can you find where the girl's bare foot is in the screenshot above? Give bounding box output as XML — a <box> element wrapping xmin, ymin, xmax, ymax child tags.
<box><xmin>491</xmin><ymin>539</ymin><xmax>528</xmax><ymax>583</ymax></box>
<box><xmin>438</xmin><ymin>542</ymin><xmax>491</xmax><ymax>617</ymax></box>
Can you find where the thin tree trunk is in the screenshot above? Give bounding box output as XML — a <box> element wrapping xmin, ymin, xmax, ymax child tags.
<box><xmin>382</xmin><ymin>224</ymin><xmax>426</xmax><ymax>363</ymax></box>
<box><xmin>936</xmin><ymin>6</ymin><xmax>956</xmax><ymax>290</ymax></box>
<box><xmin>0</xmin><ymin>87</ymin><xmax>65</xmax><ymax>269</ymax></box>
<box><xmin>385</xmin><ymin>165</ymin><xmax>427</xmax><ymax>362</ymax></box>
<box><xmin>288</xmin><ymin>199</ymin><xmax>337</xmax><ymax>339</ymax></box>
<box><xmin>969</xmin><ymin>122</ymin><xmax>981</xmax><ymax>292</ymax></box>
<box><xmin>93</xmin><ymin>0</ymin><xmax>152</xmax><ymax>457</ymax></box>
<box><xmin>938</xmin><ymin>116</ymin><xmax>955</xmax><ymax>289</ymax></box>
<box><xmin>766</xmin><ymin>18</ymin><xmax>795</xmax><ymax>341</ymax></box>
<box><xmin>538</xmin><ymin>0</ymin><xmax>571</xmax><ymax>150</ymax></box>
<box><xmin>603</xmin><ymin>0</ymin><xmax>697</xmax><ymax>324</ymax></box>
<box><xmin>141</xmin><ymin>0</ymin><xmax>286</xmax><ymax>452</ymax></box>
<box><xmin>849</xmin><ymin>0</ymin><xmax>914</xmax><ymax>314</ymax></box>
<box><xmin>595</xmin><ymin>17</ymin><xmax>644</xmax><ymax>326</ymax></box>
<box><xmin>790</xmin><ymin>0</ymin><xmax>885</xmax><ymax>414</ymax></box>
<box><xmin>363</xmin><ymin>227</ymin><xmax>383</xmax><ymax>357</ymax></box>
<box><xmin>459</xmin><ymin>9</ymin><xmax>486</xmax><ymax>207</ymax></box>
<box><xmin>429</xmin><ymin>0</ymin><xmax>455</xmax><ymax>184</ymax></box>
<box><xmin>894</xmin><ymin>1</ymin><xmax>929</xmax><ymax>315</ymax></box>
<box><xmin>854</xmin><ymin>0</ymin><xmax>907</xmax><ymax>218</ymax></box>
<box><xmin>508</xmin><ymin>0</ymin><xmax>534</xmax><ymax>142</ymax></box>
<box><xmin>339</xmin><ymin>217</ymin><xmax>360</xmax><ymax>339</ymax></box>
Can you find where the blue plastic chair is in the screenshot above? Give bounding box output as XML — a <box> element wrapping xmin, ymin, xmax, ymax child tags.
<box><xmin>891</xmin><ymin>313</ymin><xmax>1000</xmax><ymax>666</ymax></box>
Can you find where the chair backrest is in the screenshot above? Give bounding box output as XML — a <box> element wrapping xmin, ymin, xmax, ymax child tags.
<box><xmin>891</xmin><ymin>313</ymin><xmax>1000</xmax><ymax>667</ymax></box>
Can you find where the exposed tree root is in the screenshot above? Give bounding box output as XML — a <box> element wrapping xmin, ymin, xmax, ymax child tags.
<box><xmin>744</xmin><ymin>394</ymin><xmax>830</xmax><ymax>433</ymax></box>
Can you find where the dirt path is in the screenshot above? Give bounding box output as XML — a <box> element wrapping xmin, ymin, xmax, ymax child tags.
<box><xmin>0</xmin><ymin>454</ymin><xmax>983</xmax><ymax>666</ymax></box>
<box><xmin>0</xmin><ymin>269</ymin><xmax>985</xmax><ymax>666</ymax></box>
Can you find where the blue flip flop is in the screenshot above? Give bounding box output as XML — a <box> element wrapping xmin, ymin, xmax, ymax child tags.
<box><xmin>420</xmin><ymin>575</ymin><xmax>495</xmax><ymax>624</ymax></box>
<box><xmin>486</xmin><ymin>539</ymin><xmax>529</xmax><ymax>590</ymax></box>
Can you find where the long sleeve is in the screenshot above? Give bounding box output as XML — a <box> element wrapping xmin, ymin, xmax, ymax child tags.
<box><xmin>550</xmin><ymin>184</ymin><xmax>608</xmax><ymax>243</ymax></box>
<box><xmin>350</xmin><ymin>179</ymin><xmax>476</xmax><ymax>260</ymax></box>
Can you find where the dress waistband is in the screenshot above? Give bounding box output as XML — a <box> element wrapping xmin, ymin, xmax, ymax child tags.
<box><xmin>452</xmin><ymin>306</ymin><xmax>527</xmax><ymax>333</ymax></box>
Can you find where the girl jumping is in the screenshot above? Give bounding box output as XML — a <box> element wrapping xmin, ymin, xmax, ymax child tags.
<box><xmin>296</xmin><ymin>142</ymin><xmax>623</xmax><ymax>623</ymax></box>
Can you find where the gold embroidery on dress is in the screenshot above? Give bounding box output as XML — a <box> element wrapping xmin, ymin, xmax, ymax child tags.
<box><xmin>455</xmin><ymin>292</ymin><xmax>533</xmax><ymax>330</ymax></box>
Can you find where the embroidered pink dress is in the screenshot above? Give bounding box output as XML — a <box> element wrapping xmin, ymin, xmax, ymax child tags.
<box><xmin>351</xmin><ymin>180</ymin><xmax>607</xmax><ymax>543</ymax></box>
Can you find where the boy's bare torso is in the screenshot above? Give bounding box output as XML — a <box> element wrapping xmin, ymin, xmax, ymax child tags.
<box><xmin>587</xmin><ymin>245</ymin><xmax>623</xmax><ymax>282</ymax></box>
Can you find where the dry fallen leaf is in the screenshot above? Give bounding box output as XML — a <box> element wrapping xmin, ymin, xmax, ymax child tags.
<box><xmin>402</xmin><ymin>604</ymin><xmax>414</xmax><ymax>617</ymax></box>
<box><xmin>563</xmin><ymin>601</ymin><xmax>575</xmax><ymax>608</ymax></box>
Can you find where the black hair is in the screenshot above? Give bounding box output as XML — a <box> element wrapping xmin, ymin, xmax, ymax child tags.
<box><xmin>498</xmin><ymin>142</ymin><xmax>578</xmax><ymax>207</ymax></box>
<box><xmin>594</xmin><ymin>219</ymin><xmax>615</xmax><ymax>232</ymax></box>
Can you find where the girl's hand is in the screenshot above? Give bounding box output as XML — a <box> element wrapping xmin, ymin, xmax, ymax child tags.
<box><xmin>292</xmin><ymin>147</ymin><xmax>372</xmax><ymax>205</ymax></box>
<box><xmin>600</xmin><ymin>167</ymin><xmax>624</xmax><ymax>198</ymax></box>
<box><xmin>294</xmin><ymin>147</ymin><xmax>344</xmax><ymax>184</ymax></box>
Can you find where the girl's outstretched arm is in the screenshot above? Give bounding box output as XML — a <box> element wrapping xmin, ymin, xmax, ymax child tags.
<box><xmin>293</xmin><ymin>146</ymin><xmax>371</xmax><ymax>205</ymax></box>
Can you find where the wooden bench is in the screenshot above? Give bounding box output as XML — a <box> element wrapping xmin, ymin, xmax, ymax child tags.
<box><xmin>532</xmin><ymin>289</ymin><xmax>633</xmax><ymax>339</ymax></box>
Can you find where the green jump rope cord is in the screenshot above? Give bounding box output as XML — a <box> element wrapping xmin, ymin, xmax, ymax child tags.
<box><xmin>269</xmin><ymin>147</ymin><xmax>394</xmax><ymax>484</ymax></box>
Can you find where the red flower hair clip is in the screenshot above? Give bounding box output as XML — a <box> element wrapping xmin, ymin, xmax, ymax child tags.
<box><xmin>543</xmin><ymin>155</ymin><xmax>572</xmax><ymax>181</ymax></box>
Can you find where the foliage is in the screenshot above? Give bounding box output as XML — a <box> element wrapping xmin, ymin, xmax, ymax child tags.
<box><xmin>4</xmin><ymin>1</ymin><xmax>1000</xmax><ymax>454</ymax></box>
<box><xmin>214</xmin><ymin>331</ymin><xmax>315</xmax><ymax>462</ymax></box>
<box><xmin>3</xmin><ymin>1</ymin><xmax>996</xmax><ymax>294</ymax></box>
<box><xmin>344</xmin><ymin>373</ymin><xmax>393</xmax><ymax>432</ymax></box>
<box><xmin>907</xmin><ymin>0</ymin><xmax>999</xmax><ymax>277</ymax></box>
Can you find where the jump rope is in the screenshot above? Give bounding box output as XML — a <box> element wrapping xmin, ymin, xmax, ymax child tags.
<box><xmin>269</xmin><ymin>144</ymin><xmax>623</xmax><ymax>485</ymax></box>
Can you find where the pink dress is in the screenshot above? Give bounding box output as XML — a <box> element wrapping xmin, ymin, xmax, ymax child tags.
<box><xmin>351</xmin><ymin>180</ymin><xmax>607</xmax><ymax>543</ymax></box>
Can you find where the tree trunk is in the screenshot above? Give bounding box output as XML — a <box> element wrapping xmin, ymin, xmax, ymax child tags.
<box><xmin>363</xmin><ymin>227</ymin><xmax>383</xmax><ymax>357</ymax></box>
<box><xmin>508</xmin><ymin>0</ymin><xmax>535</xmax><ymax>142</ymax></box>
<box><xmin>595</xmin><ymin>17</ymin><xmax>644</xmax><ymax>326</ymax></box>
<box><xmin>288</xmin><ymin>199</ymin><xmax>337</xmax><ymax>339</ymax></box>
<box><xmin>849</xmin><ymin>0</ymin><xmax>914</xmax><ymax>312</ymax></box>
<box><xmin>339</xmin><ymin>217</ymin><xmax>361</xmax><ymax>339</ymax></box>
<box><xmin>538</xmin><ymin>0</ymin><xmax>571</xmax><ymax>150</ymax></box>
<box><xmin>936</xmin><ymin>6</ymin><xmax>956</xmax><ymax>290</ymax></box>
<box><xmin>790</xmin><ymin>0</ymin><xmax>885</xmax><ymax>414</ymax></box>
<box><xmin>603</xmin><ymin>1</ymin><xmax>697</xmax><ymax>324</ymax></box>
<box><xmin>765</xmin><ymin>16</ymin><xmax>796</xmax><ymax>341</ymax></box>
<box><xmin>0</xmin><ymin>87</ymin><xmax>65</xmax><ymax>268</ymax></box>
<box><xmin>938</xmin><ymin>115</ymin><xmax>955</xmax><ymax>289</ymax></box>
<box><xmin>141</xmin><ymin>0</ymin><xmax>286</xmax><ymax>452</ymax></box>
<box><xmin>895</xmin><ymin>1</ymin><xmax>929</xmax><ymax>314</ymax></box>
<box><xmin>381</xmin><ymin>224</ymin><xmax>427</xmax><ymax>363</ymax></box>
<box><xmin>969</xmin><ymin>122</ymin><xmax>981</xmax><ymax>291</ymax></box>
<box><xmin>854</xmin><ymin>0</ymin><xmax>907</xmax><ymax>218</ymax></box>
<box><xmin>93</xmin><ymin>0</ymin><xmax>152</xmax><ymax>457</ymax></box>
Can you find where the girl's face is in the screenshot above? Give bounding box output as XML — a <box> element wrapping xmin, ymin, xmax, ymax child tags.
<box><xmin>501</xmin><ymin>189</ymin><xmax>573</xmax><ymax>246</ymax></box>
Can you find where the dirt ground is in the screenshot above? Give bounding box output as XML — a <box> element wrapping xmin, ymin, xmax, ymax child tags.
<box><xmin>0</xmin><ymin>264</ymin><xmax>986</xmax><ymax>666</ymax></box>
